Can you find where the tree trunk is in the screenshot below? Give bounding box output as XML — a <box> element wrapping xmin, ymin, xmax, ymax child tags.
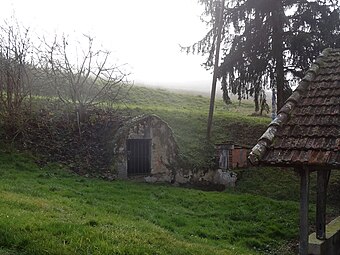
<box><xmin>77</xmin><ymin>103</ymin><xmax>87</xmax><ymax>123</ymax></box>
<box><xmin>254</xmin><ymin>89</ymin><xmax>259</xmax><ymax>113</ymax></box>
<box><xmin>272</xmin><ymin>0</ymin><xmax>285</xmax><ymax>111</ymax></box>
<box><xmin>207</xmin><ymin>0</ymin><xmax>225</xmax><ymax>140</ymax></box>
<box><xmin>222</xmin><ymin>77</ymin><xmax>231</xmax><ymax>105</ymax></box>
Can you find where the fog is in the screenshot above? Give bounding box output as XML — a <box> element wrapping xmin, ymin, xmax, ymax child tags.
<box><xmin>1</xmin><ymin>0</ymin><xmax>214</xmax><ymax>92</ymax></box>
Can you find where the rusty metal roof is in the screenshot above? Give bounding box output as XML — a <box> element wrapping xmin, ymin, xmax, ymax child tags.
<box><xmin>249</xmin><ymin>48</ymin><xmax>340</xmax><ymax>168</ymax></box>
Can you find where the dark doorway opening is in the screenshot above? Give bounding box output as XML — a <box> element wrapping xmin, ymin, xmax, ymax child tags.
<box><xmin>127</xmin><ymin>139</ymin><xmax>151</xmax><ymax>176</ymax></box>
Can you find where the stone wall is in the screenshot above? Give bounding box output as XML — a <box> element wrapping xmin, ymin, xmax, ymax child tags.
<box><xmin>174</xmin><ymin>168</ymin><xmax>237</xmax><ymax>188</ymax></box>
<box><xmin>309</xmin><ymin>216</ymin><xmax>340</xmax><ymax>255</ymax></box>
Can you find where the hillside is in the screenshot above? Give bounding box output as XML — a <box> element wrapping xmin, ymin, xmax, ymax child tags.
<box><xmin>0</xmin><ymin>149</ymin><xmax>299</xmax><ymax>255</ymax></box>
<box><xmin>6</xmin><ymin>85</ymin><xmax>269</xmax><ymax>174</ymax></box>
<box><xmin>112</xmin><ymin>85</ymin><xmax>340</xmax><ymax>220</ymax></box>
<box><xmin>115</xmin><ymin>85</ymin><xmax>270</xmax><ymax>166</ymax></box>
<box><xmin>1</xmin><ymin>85</ymin><xmax>339</xmax><ymax>255</ymax></box>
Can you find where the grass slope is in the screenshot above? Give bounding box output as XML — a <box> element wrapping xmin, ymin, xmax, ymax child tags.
<box><xmin>29</xmin><ymin>85</ymin><xmax>269</xmax><ymax>167</ymax></box>
<box><xmin>116</xmin><ymin>86</ymin><xmax>340</xmax><ymax>216</ymax></box>
<box><xmin>116</xmin><ymin>86</ymin><xmax>270</xmax><ymax>166</ymax></box>
<box><xmin>0</xmin><ymin>150</ymin><xmax>300</xmax><ymax>255</ymax></box>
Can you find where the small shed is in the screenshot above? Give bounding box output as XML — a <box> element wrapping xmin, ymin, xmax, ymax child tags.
<box><xmin>249</xmin><ymin>48</ymin><xmax>340</xmax><ymax>255</ymax></box>
<box><xmin>216</xmin><ymin>141</ymin><xmax>250</xmax><ymax>169</ymax></box>
<box><xmin>113</xmin><ymin>114</ymin><xmax>179</xmax><ymax>182</ymax></box>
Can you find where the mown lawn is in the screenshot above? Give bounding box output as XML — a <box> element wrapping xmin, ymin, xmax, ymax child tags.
<box><xmin>0</xmin><ymin>150</ymin><xmax>301</xmax><ymax>255</ymax></box>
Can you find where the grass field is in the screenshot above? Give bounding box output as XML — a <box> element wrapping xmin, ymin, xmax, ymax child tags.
<box><xmin>0</xmin><ymin>149</ymin><xmax>301</xmax><ymax>255</ymax></box>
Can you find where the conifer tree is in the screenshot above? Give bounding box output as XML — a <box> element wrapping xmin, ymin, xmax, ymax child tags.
<box><xmin>188</xmin><ymin>0</ymin><xmax>340</xmax><ymax>111</ymax></box>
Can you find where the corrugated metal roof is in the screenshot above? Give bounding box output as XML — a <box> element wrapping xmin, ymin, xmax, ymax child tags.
<box><xmin>249</xmin><ymin>48</ymin><xmax>340</xmax><ymax>168</ymax></box>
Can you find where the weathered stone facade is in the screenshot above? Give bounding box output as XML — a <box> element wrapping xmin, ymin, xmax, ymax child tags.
<box><xmin>174</xmin><ymin>168</ymin><xmax>237</xmax><ymax>188</ymax></box>
<box><xmin>113</xmin><ymin>115</ymin><xmax>179</xmax><ymax>182</ymax></box>
<box><xmin>112</xmin><ymin>114</ymin><xmax>237</xmax><ymax>188</ymax></box>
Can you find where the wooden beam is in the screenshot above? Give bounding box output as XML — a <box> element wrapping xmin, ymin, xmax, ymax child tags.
<box><xmin>316</xmin><ymin>170</ymin><xmax>331</xmax><ymax>240</ymax></box>
<box><xmin>299</xmin><ymin>168</ymin><xmax>310</xmax><ymax>255</ymax></box>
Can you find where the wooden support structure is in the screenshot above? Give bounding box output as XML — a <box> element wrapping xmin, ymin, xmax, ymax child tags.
<box><xmin>248</xmin><ymin>48</ymin><xmax>340</xmax><ymax>255</ymax></box>
<box><xmin>299</xmin><ymin>168</ymin><xmax>310</xmax><ymax>255</ymax></box>
<box><xmin>316</xmin><ymin>170</ymin><xmax>331</xmax><ymax>240</ymax></box>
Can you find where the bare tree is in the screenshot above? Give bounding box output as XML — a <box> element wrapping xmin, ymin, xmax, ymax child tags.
<box><xmin>0</xmin><ymin>19</ymin><xmax>35</xmax><ymax>137</ymax></box>
<box><xmin>40</xmin><ymin>34</ymin><xmax>130</xmax><ymax>123</ymax></box>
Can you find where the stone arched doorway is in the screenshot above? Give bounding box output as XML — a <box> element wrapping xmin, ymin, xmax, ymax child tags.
<box><xmin>113</xmin><ymin>115</ymin><xmax>179</xmax><ymax>182</ymax></box>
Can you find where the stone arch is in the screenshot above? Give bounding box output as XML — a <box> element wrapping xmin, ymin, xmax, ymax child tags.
<box><xmin>113</xmin><ymin>114</ymin><xmax>179</xmax><ymax>182</ymax></box>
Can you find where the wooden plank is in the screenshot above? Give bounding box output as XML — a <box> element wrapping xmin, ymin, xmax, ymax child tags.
<box><xmin>316</xmin><ymin>170</ymin><xmax>331</xmax><ymax>240</ymax></box>
<box><xmin>299</xmin><ymin>168</ymin><xmax>310</xmax><ymax>255</ymax></box>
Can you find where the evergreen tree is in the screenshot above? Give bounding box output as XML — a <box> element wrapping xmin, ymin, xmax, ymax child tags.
<box><xmin>188</xmin><ymin>0</ymin><xmax>340</xmax><ymax>111</ymax></box>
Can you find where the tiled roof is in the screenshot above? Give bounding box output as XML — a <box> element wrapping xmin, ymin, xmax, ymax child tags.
<box><xmin>249</xmin><ymin>48</ymin><xmax>340</xmax><ymax>168</ymax></box>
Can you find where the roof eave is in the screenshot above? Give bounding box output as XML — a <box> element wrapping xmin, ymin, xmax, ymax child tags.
<box><xmin>248</xmin><ymin>48</ymin><xmax>333</xmax><ymax>166</ymax></box>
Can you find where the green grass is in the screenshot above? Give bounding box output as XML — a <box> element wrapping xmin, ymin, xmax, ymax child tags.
<box><xmin>112</xmin><ymin>85</ymin><xmax>270</xmax><ymax>166</ymax></box>
<box><xmin>120</xmin><ymin>86</ymin><xmax>269</xmax><ymax>125</ymax></box>
<box><xmin>3</xmin><ymin>86</ymin><xmax>338</xmax><ymax>255</ymax></box>
<box><xmin>28</xmin><ymin>85</ymin><xmax>270</xmax><ymax>168</ymax></box>
<box><xmin>0</xmin><ymin>149</ymin><xmax>301</xmax><ymax>255</ymax></box>
<box><xmin>114</xmin><ymin>86</ymin><xmax>340</xmax><ymax>215</ymax></box>
<box><xmin>234</xmin><ymin>167</ymin><xmax>340</xmax><ymax>217</ymax></box>
<box><xmin>0</xmin><ymin>247</ymin><xmax>19</xmax><ymax>255</ymax></box>
<box><xmin>29</xmin><ymin>85</ymin><xmax>270</xmax><ymax>168</ymax></box>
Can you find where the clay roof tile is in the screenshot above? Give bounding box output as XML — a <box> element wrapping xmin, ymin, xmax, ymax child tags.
<box><xmin>249</xmin><ymin>48</ymin><xmax>340</xmax><ymax>169</ymax></box>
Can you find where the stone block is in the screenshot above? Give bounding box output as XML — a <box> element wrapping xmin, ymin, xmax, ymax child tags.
<box><xmin>309</xmin><ymin>216</ymin><xmax>340</xmax><ymax>255</ymax></box>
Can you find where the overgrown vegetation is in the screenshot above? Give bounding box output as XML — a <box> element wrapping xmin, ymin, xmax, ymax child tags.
<box><xmin>4</xmin><ymin>84</ymin><xmax>269</xmax><ymax>172</ymax></box>
<box><xmin>0</xmin><ymin>19</ymin><xmax>36</xmax><ymax>137</ymax></box>
<box><xmin>0</xmin><ymin>18</ymin><xmax>131</xmax><ymax>141</ymax></box>
<box><xmin>0</xmin><ymin>149</ymin><xmax>303</xmax><ymax>255</ymax></box>
<box><xmin>38</xmin><ymin>34</ymin><xmax>130</xmax><ymax>122</ymax></box>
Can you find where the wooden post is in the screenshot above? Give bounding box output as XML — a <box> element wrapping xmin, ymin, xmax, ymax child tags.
<box><xmin>316</xmin><ymin>170</ymin><xmax>331</xmax><ymax>240</ymax></box>
<box><xmin>299</xmin><ymin>168</ymin><xmax>310</xmax><ymax>255</ymax></box>
<box><xmin>206</xmin><ymin>0</ymin><xmax>225</xmax><ymax>140</ymax></box>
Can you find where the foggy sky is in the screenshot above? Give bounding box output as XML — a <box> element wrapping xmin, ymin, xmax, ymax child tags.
<box><xmin>1</xmin><ymin>0</ymin><xmax>214</xmax><ymax>92</ymax></box>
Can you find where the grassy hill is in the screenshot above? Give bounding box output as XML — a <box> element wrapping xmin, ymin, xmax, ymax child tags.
<box><xmin>1</xmin><ymin>85</ymin><xmax>339</xmax><ymax>255</ymax></box>
<box><xmin>115</xmin><ymin>86</ymin><xmax>340</xmax><ymax>210</ymax></box>
<box><xmin>21</xmin><ymin>85</ymin><xmax>269</xmax><ymax>168</ymax></box>
<box><xmin>114</xmin><ymin>85</ymin><xmax>270</xmax><ymax>166</ymax></box>
<box><xmin>0</xmin><ymin>149</ymin><xmax>299</xmax><ymax>255</ymax></box>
